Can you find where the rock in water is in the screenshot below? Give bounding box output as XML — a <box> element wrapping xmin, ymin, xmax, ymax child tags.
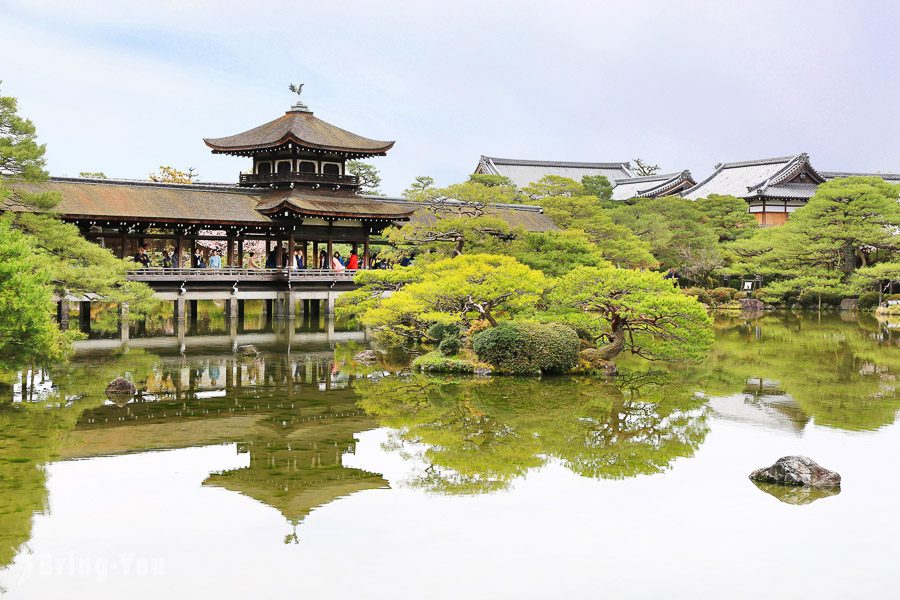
<box><xmin>749</xmin><ymin>456</ymin><xmax>841</xmax><ymax>488</ymax></box>
<box><xmin>237</xmin><ymin>344</ymin><xmax>260</xmax><ymax>358</ymax></box>
<box><xmin>840</xmin><ymin>298</ymin><xmax>858</xmax><ymax>311</ymax></box>
<box><xmin>739</xmin><ymin>298</ymin><xmax>765</xmax><ymax>312</ymax></box>
<box><xmin>105</xmin><ymin>377</ymin><xmax>136</xmax><ymax>396</ymax></box>
<box><xmin>354</xmin><ymin>350</ymin><xmax>378</xmax><ymax>363</ymax></box>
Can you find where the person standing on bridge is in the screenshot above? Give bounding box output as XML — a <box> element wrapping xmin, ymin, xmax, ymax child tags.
<box><xmin>332</xmin><ymin>251</ymin><xmax>345</xmax><ymax>271</ymax></box>
<box><xmin>348</xmin><ymin>251</ymin><xmax>359</xmax><ymax>270</ymax></box>
<box><xmin>319</xmin><ymin>249</ymin><xmax>328</xmax><ymax>269</ymax></box>
<box><xmin>293</xmin><ymin>248</ymin><xmax>304</xmax><ymax>270</ymax></box>
<box><xmin>209</xmin><ymin>249</ymin><xmax>222</xmax><ymax>269</ymax></box>
<box><xmin>247</xmin><ymin>251</ymin><xmax>260</xmax><ymax>269</ymax></box>
<box><xmin>161</xmin><ymin>250</ymin><xmax>172</xmax><ymax>269</ymax></box>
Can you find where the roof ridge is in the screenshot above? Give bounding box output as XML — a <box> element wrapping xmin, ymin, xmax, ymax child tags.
<box><xmin>48</xmin><ymin>176</ymin><xmax>257</xmax><ymax>194</ymax></box>
<box><xmin>717</xmin><ymin>155</ymin><xmax>798</xmax><ymax>169</ymax></box>
<box><xmin>821</xmin><ymin>170</ymin><xmax>900</xmax><ymax>179</ymax></box>
<box><xmin>614</xmin><ymin>172</ymin><xmax>679</xmax><ymax>184</ymax></box>
<box><xmin>482</xmin><ymin>156</ymin><xmax>631</xmax><ymax>169</ymax></box>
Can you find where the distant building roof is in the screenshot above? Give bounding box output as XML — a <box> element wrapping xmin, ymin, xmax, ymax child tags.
<box><xmin>475</xmin><ymin>155</ymin><xmax>632</xmax><ymax>189</ymax></box>
<box><xmin>683</xmin><ymin>154</ymin><xmax>825</xmax><ymax>201</ymax></box>
<box><xmin>821</xmin><ymin>171</ymin><xmax>900</xmax><ymax>184</ymax></box>
<box><xmin>611</xmin><ymin>170</ymin><xmax>696</xmax><ymax>201</ymax></box>
<box><xmin>373</xmin><ymin>196</ymin><xmax>558</xmax><ymax>232</ymax></box>
<box><xmin>204</xmin><ymin>107</ymin><xmax>394</xmax><ymax>157</ymax></box>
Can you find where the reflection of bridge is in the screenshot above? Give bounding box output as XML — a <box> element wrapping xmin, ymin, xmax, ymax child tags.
<box><xmin>73</xmin><ymin>323</ymin><xmax>367</xmax><ymax>353</ymax></box>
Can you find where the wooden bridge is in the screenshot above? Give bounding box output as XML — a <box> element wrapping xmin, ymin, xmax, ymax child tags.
<box><xmin>127</xmin><ymin>267</ymin><xmax>359</xmax><ymax>285</ymax></box>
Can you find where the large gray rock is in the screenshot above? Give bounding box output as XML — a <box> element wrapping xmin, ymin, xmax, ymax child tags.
<box><xmin>739</xmin><ymin>298</ymin><xmax>765</xmax><ymax>312</ymax></box>
<box><xmin>105</xmin><ymin>377</ymin><xmax>136</xmax><ymax>396</ymax></box>
<box><xmin>749</xmin><ymin>455</ymin><xmax>841</xmax><ymax>488</ymax></box>
<box><xmin>840</xmin><ymin>298</ymin><xmax>858</xmax><ymax>311</ymax></box>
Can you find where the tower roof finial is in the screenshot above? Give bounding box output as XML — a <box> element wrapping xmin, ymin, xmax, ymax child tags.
<box><xmin>288</xmin><ymin>82</ymin><xmax>310</xmax><ymax>113</ymax></box>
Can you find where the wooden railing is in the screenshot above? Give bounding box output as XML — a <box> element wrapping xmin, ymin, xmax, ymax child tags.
<box><xmin>127</xmin><ymin>268</ymin><xmax>360</xmax><ymax>283</ymax></box>
<box><xmin>238</xmin><ymin>171</ymin><xmax>358</xmax><ymax>187</ymax></box>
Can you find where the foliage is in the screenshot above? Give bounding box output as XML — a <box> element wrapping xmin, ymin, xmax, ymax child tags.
<box><xmin>402</xmin><ymin>175</ymin><xmax>435</xmax><ymax>200</ymax></box>
<box><xmin>346</xmin><ymin>160</ymin><xmax>382</xmax><ymax>194</ymax></box>
<box><xmin>356</xmin><ymin>254</ymin><xmax>547</xmax><ymax>345</ymax></box>
<box><xmin>468</xmin><ymin>173</ymin><xmax>515</xmax><ymax>188</ymax></box>
<box><xmin>851</xmin><ymin>262</ymin><xmax>900</xmax><ymax>294</ymax></box>
<box><xmin>148</xmin><ymin>165</ymin><xmax>195</xmax><ymax>183</ymax></box>
<box><xmin>548</xmin><ymin>266</ymin><xmax>714</xmax><ymax>362</ymax></box>
<box><xmin>78</xmin><ymin>171</ymin><xmax>107</xmax><ymax>179</ymax></box>
<box><xmin>505</xmin><ymin>229</ymin><xmax>610</xmax><ymax>277</ymax></box>
<box><xmin>412</xmin><ymin>351</ymin><xmax>478</xmax><ymax>374</ymax></box>
<box><xmin>472</xmin><ymin>321</ymin><xmax>579</xmax><ymax>375</ymax></box>
<box><xmin>681</xmin><ymin>286</ymin><xmax>712</xmax><ymax>305</ymax></box>
<box><xmin>631</xmin><ymin>158</ymin><xmax>660</xmax><ymax>177</ymax></box>
<box><xmin>709</xmin><ymin>287</ymin><xmax>736</xmax><ymax>305</ymax></box>
<box><xmin>857</xmin><ymin>291</ymin><xmax>881</xmax><ymax>310</ymax></box>
<box><xmin>581</xmin><ymin>175</ymin><xmax>613</xmax><ymax>201</ymax></box>
<box><xmin>611</xmin><ymin>196</ymin><xmax>720</xmax><ymax>276</ymax></box>
<box><xmin>383</xmin><ymin>215</ymin><xmax>511</xmax><ymax>259</ymax></box>
<box><xmin>694</xmin><ymin>195</ymin><xmax>758</xmax><ymax>242</ymax></box>
<box><xmin>336</xmin><ymin>267</ymin><xmax>422</xmax><ymax>321</ymax></box>
<box><xmin>0</xmin><ymin>216</ymin><xmax>74</xmax><ymax>370</ymax></box>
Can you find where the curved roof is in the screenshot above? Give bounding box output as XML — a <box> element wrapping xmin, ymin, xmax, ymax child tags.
<box><xmin>204</xmin><ymin>109</ymin><xmax>395</xmax><ymax>155</ymax></box>
<box><xmin>475</xmin><ymin>155</ymin><xmax>633</xmax><ymax>188</ymax></box>
<box><xmin>611</xmin><ymin>170</ymin><xmax>695</xmax><ymax>201</ymax></box>
<box><xmin>256</xmin><ymin>190</ymin><xmax>415</xmax><ymax>220</ymax></box>
<box><xmin>683</xmin><ymin>154</ymin><xmax>824</xmax><ymax>200</ymax></box>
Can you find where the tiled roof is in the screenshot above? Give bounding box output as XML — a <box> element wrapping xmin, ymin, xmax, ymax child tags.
<box><xmin>476</xmin><ymin>155</ymin><xmax>632</xmax><ymax>189</ymax></box>
<box><xmin>743</xmin><ymin>183</ymin><xmax>819</xmax><ymax>200</ymax></box>
<box><xmin>821</xmin><ymin>171</ymin><xmax>900</xmax><ymax>183</ymax></box>
<box><xmin>611</xmin><ymin>170</ymin><xmax>695</xmax><ymax>201</ymax></box>
<box><xmin>683</xmin><ymin>154</ymin><xmax>824</xmax><ymax>200</ymax></box>
<box><xmin>204</xmin><ymin>109</ymin><xmax>394</xmax><ymax>155</ymax></box>
<box><xmin>374</xmin><ymin>196</ymin><xmax>557</xmax><ymax>232</ymax></box>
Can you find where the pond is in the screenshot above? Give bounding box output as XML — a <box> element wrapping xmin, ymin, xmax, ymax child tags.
<box><xmin>1</xmin><ymin>312</ymin><xmax>899</xmax><ymax>599</ymax></box>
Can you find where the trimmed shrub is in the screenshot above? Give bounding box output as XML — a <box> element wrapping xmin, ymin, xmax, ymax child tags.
<box><xmin>709</xmin><ymin>287</ymin><xmax>736</xmax><ymax>305</ymax></box>
<box><xmin>858</xmin><ymin>292</ymin><xmax>881</xmax><ymax>310</ymax></box>
<box><xmin>472</xmin><ymin>322</ymin><xmax>579</xmax><ymax>375</ymax></box>
<box><xmin>427</xmin><ymin>323</ymin><xmax>461</xmax><ymax>342</ymax></box>
<box><xmin>412</xmin><ymin>351</ymin><xmax>476</xmax><ymax>374</ymax></box>
<box><xmin>798</xmin><ymin>292</ymin><xmax>843</xmax><ymax>308</ymax></box>
<box><xmin>682</xmin><ymin>287</ymin><xmax>712</xmax><ymax>305</ymax></box>
<box><xmin>438</xmin><ymin>334</ymin><xmax>462</xmax><ymax>356</ymax></box>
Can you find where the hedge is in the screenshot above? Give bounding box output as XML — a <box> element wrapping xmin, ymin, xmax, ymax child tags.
<box><xmin>472</xmin><ymin>322</ymin><xmax>579</xmax><ymax>375</ymax></box>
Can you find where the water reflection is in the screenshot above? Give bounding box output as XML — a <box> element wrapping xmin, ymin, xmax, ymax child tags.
<box><xmin>1</xmin><ymin>312</ymin><xmax>899</xmax><ymax>589</ymax></box>
<box><xmin>751</xmin><ymin>481</ymin><xmax>842</xmax><ymax>505</ymax></box>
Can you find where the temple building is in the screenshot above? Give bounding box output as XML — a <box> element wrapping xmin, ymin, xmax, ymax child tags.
<box><xmin>610</xmin><ymin>171</ymin><xmax>696</xmax><ymax>201</ymax></box>
<box><xmin>475</xmin><ymin>155</ymin><xmax>633</xmax><ymax>188</ymax></box>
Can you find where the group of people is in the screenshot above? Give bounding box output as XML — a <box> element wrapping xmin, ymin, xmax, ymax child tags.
<box><xmin>132</xmin><ymin>243</ymin><xmax>408</xmax><ymax>271</ymax></box>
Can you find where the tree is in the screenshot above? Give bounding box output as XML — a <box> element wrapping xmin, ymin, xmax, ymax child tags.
<box><xmin>632</xmin><ymin>158</ymin><xmax>660</xmax><ymax>176</ymax></box>
<box><xmin>468</xmin><ymin>173</ymin><xmax>515</xmax><ymax>188</ymax></box>
<box><xmin>729</xmin><ymin>177</ymin><xmax>900</xmax><ymax>301</ymax></box>
<box><xmin>346</xmin><ymin>160</ymin><xmax>382</xmax><ymax>194</ymax></box>
<box><xmin>402</xmin><ymin>175</ymin><xmax>434</xmax><ymax>200</ymax></box>
<box><xmin>548</xmin><ymin>266</ymin><xmax>714</xmax><ymax>362</ymax></box>
<box><xmin>148</xmin><ymin>165</ymin><xmax>196</xmax><ymax>183</ymax></box>
<box><xmin>0</xmin><ymin>216</ymin><xmax>73</xmax><ymax>370</ymax></box>
<box><xmin>581</xmin><ymin>175</ymin><xmax>613</xmax><ymax>202</ymax></box>
<box><xmin>354</xmin><ymin>254</ymin><xmax>547</xmax><ymax>343</ymax></box>
<box><xmin>78</xmin><ymin>171</ymin><xmax>107</xmax><ymax>179</ymax></box>
<box><xmin>611</xmin><ymin>196</ymin><xmax>720</xmax><ymax>275</ymax></box>
<box><xmin>694</xmin><ymin>195</ymin><xmax>758</xmax><ymax>242</ymax></box>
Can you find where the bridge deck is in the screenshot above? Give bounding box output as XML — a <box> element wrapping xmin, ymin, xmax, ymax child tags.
<box><xmin>127</xmin><ymin>268</ymin><xmax>359</xmax><ymax>284</ymax></box>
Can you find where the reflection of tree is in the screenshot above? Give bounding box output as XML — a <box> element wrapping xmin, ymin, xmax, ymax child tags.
<box><xmin>693</xmin><ymin>313</ymin><xmax>900</xmax><ymax>431</ymax></box>
<box><xmin>355</xmin><ymin>373</ymin><xmax>709</xmax><ymax>494</ymax></box>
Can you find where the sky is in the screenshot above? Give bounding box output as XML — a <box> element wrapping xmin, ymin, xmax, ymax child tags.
<box><xmin>1</xmin><ymin>0</ymin><xmax>899</xmax><ymax>195</ymax></box>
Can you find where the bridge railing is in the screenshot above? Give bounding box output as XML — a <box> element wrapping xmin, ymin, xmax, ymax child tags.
<box><xmin>127</xmin><ymin>267</ymin><xmax>360</xmax><ymax>283</ymax></box>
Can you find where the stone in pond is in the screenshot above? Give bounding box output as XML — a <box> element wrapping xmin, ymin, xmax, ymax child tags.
<box><xmin>105</xmin><ymin>377</ymin><xmax>136</xmax><ymax>396</ymax></box>
<box><xmin>739</xmin><ymin>298</ymin><xmax>765</xmax><ymax>312</ymax></box>
<box><xmin>749</xmin><ymin>455</ymin><xmax>841</xmax><ymax>488</ymax></box>
<box><xmin>237</xmin><ymin>344</ymin><xmax>260</xmax><ymax>357</ymax></box>
<box><xmin>354</xmin><ymin>349</ymin><xmax>379</xmax><ymax>363</ymax></box>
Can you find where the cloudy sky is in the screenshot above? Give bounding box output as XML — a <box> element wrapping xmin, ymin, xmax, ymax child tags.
<box><xmin>2</xmin><ymin>0</ymin><xmax>898</xmax><ymax>195</ymax></box>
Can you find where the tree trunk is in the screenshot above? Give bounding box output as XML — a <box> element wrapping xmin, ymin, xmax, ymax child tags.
<box><xmin>595</xmin><ymin>316</ymin><xmax>626</xmax><ymax>360</ymax></box>
<box><xmin>453</xmin><ymin>236</ymin><xmax>464</xmax><ymax>257</ymax></box>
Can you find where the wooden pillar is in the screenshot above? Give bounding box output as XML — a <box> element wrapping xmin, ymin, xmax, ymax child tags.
<box><xmin>363</xmin><ymin>237</ymin><xmax>370</xmax><ymax>269</ymax></box>
<box><xmin>190</xmin><ymin>238</ymin><xmax>197</xmax><ymax>267</ymax></box>
<box><xmin>327</xmin><ymin>239</ymin><xmax>334</xmax><ymax>270</ymax></box>
<box><xmin>118</xmin><ymin>303</ymin><xmax>129</xmax><ymax>344</ymax></box>
<box><xmin>57</xmin><ymin>299</ymin><xmax>70</xmax><ymax>331</ymax></box>
<box><xmin>226</xmin><ymin>233</ymin><xmax>235</xmax><ymax>267</ymax></box>
<box><xmin>313</xmin><ymin>241</ymin><xmax>319</xmax><ymax>268</ymax></box>
<box><xmin>174</xmin><ymin>229</ymin><xmax>184</xmax><ymax>268</ymax></box>
<box><xmin>288</xmin><ymin>233</ymin><xmax>295</xmax><ymax>269</ymax></box>
<box><xmin>237</xmin><ymin>238</ymin><xmax>244</xmax><ymax>268</ymax></box>
<box><xmin>265</xmin><ymin>232</ymin><xmax>272</xmax><ymax>267</ymax></box>
<box><xmin>301</xmin><ymin>241</ymin><xmax>308</xmax><ymax>270</ymax></box>
<box><xmin>119</xmin><ymin>226</ymin><xmax>128</xmax><ymax>259</ymax></box>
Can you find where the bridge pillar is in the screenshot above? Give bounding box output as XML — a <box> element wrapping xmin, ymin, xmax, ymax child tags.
<box><xmin>281</xmin><ymin>292</ymin><xmax>296</xmax><ymax>320</ymax></box>
<box><xmin>174</xmin><ymin>298</ymin><xmax>186</xmax><ymax>321</ymax></box>
<box><xmin>325</xmin><ymin>293</ymin><xmax>336</xmax><ymax>316</ymax></box>
<box><xmin>225</xmin><ymin>298</ymin><xmax>239</xmax><ymax>320</ymax></box>
<box><xmin>79</xmin><ymin>301</ymin><xmax>91</xmax><ymax>333</ymax></box>
<box><xmin>118</xmin><ymin>303</ymin><xmax>130</xmax><ymax>345</ymax></box>
<box><xmin>57</xmin><ymin>299</ymin><xmax>70</xmax><ymax>331</ymax></box>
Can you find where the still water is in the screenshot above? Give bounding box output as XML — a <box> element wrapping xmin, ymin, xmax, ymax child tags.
<box><xmin>1</xmin><ymin>312</ymin><xmax>899</xmax><ymax>599</ymax></box>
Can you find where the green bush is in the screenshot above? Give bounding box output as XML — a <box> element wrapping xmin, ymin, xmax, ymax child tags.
<box><xmin>427</xmin><ymin>323</ymin><xmax>461</xmax><ymax>342</ymax></box>
<box><xmin>709</xmin><ymin>287</ymin><xmax>735</xmax><ymax>305</ymax></box>
<box><xmin>886</xmin><ymin>293</ymin><xmax>900</xmax><ymax>302</ymax></box>
<box><xmin>472</xmin><ymin>322</ymin><xmax>579</xmax><ymax>375</ymax></box>
<box><xmin>682</xmin><ymin>287</ymin><xmax>712</xmax><ymax>305</ymax></box>
<box><xmin>858</xmin><ymin>292</ymin><xmax>881</xmax><ymax>310</ymax></box>
<box><xmin>438</xmin><ymin>334</ymin><xmax>462</xmax><ymax>356</ymax></box>
<box><xmin>412</xmin><ymin>351</ymin><xmax>476</xmax><ymax>374</ymax></box>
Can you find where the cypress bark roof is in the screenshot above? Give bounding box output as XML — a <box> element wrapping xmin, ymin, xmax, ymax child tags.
<box><xmin>203</xmin><ymin>109</ymin><xmax>394</xmax><ymax>156</ymax></box>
